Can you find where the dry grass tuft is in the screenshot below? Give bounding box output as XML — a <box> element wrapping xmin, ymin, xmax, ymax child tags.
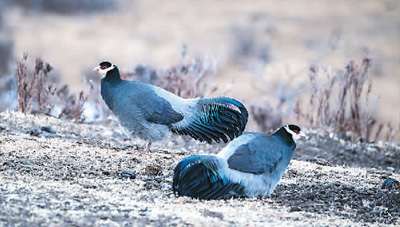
<box><xmin>16</xmin><ymin>53</ymin><xmax>29</xmax><ymax>113</ymax></box>
<box><xmin>55</xmin><ymin>86</ymin><xmax>88</xmax><ymax>122</ymax></box>
<box><xmin>16</xmin><ymin>54</ymin><xmax>54</xmax><ymax>114</ymax></box>
<box><xmin>155</xmin><ymin>56</ymin><xmax>218</xmax><ymax>99</ymax></box>
<box><xmin>32</xmin><ymin>56</ymin><xmax>53</xmax><ymax>113</ymax></box>
<box><xmin>296</xmin><ymin>57</ymin><xmax>399</xmax><ymax>141</ymax></box>
<box><xmin>15</xmin><ymin>53</ymin><xmax>87</xmax><ymax>122</ymax></box>
<box><xmin>248</xmin><ymin>55</ymin><xmax>398</xmax><ymax>141</ymax></box>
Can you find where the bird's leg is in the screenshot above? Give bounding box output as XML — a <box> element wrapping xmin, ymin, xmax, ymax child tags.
<box><xmin>134</xmin><ymin>141</ymin><xmax>152</xmax><ymax>153</ymax></box>
<box><xmin>145</xmin><ymin>141</ymin><xmax>152</xmax><ymax>152</ymax></box>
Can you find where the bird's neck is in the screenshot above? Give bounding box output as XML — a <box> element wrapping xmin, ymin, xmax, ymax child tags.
<box><xmin>273</xmin><ymin>128</ymin><xmax>295</xmax><ymax>146</ymax></box>
<box><xmin>103</xmin><ymin>68</ymin><xmax>122</xmax><ymax>83</ymax></box>
<box><xmin>100</xmin><ymin>68</ymin><xmax>122</xmax><ymax>110</ymax></box>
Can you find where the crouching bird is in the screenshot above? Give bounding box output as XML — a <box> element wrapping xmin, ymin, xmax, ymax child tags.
<box><xmin>94</xmin><ymin>61</ymin><xmax>248</xmax><ymax>152</ymax></box>
<box><xmin>172</xmin><ymin>124</ymin><xmax>306</xmax><ymax>199</ymax></box>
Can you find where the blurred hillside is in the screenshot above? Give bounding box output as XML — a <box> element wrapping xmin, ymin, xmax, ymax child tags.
<box><xmin>0</xmin><ymin>0</ymin><xmax>399</xmax><ymax>138</ymax></box>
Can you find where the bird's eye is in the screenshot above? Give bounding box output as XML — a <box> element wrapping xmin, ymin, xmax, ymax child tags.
<box><xmin>100</xmin><ymin>66</ymin><xmax>107</xmax><ymax>69</ymax></box>
<box><xmin>293</xmin><ymin>130</ymin><xmax>299</xmax><ymax>134</ymax></box>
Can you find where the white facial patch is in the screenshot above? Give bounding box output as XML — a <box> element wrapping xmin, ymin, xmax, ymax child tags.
<box><xmin>93</xmin><ymin>64</ymin><xmax>115</xmax><ymax>78</ymax></box>
<box><xmin>284</xmin><ymin>125</ymin><xmax>307</xmax><ymax>141</ymax></box>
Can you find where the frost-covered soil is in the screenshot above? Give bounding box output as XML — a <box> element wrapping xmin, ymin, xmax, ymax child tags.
<box><xmin>0</xmin><ymin>111</ymin><xmax>399</xmax><ymax>226</ymax></box>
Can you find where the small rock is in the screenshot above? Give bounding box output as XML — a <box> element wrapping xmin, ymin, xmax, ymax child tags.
<box><xmin>43</xmin><ymin>134</ymin><xmax>56</xmax><ymax>138</ymax></box>
<box><xmin>145</xmin><ymin>165</ymin><xmax>162</xmax><ymax>176</ymax></box>
<box><xmin>23</xmin><ymin>161</ymin><xmax>32</xmax><ymax>166</ymax></box>
<box><xmin>0</xmin><ymin>125</ymin><xmax>5</xmax><ymax>132</ymax></box>
<box><xmin>82</xmin><ymin>184</ymin><xmax>97</xmax><ymax>189</ymax></box>
<box><xmin>120</xmin><ymin>170</ymin><xmax>136</xmax><ymax>179</ymax></box>
<box><xmin>40</xmin><ymin>126</ymin><xmax>56</xmax><ymax>134</ymax></box>
<box><xmin>303</xmin><ymin>192</ymin><xmax>316</xmax><ymax>200</ymax></box>
<box><xmin>29</xmin><ymin>129</ymin><xmax>40</xmax><ymax>136</ymax></box>
<box><xmin>203</xmin><ymin>209</ymin><xmax>224</xmax><ymax>220</ymax></box>
<box><xmin>139</xmin><ymin>207</ymin><xmax>148</xmax><ymax>216</ymax></box>
<box><xmin>289</xmin><ymin>206</ymin><xmax>302</xmax><ymax>212</ymax></box>
<box><xmin>307</xmin><ymin>157</ymin><xmax>332</xmax><ymax>166</ymax></box>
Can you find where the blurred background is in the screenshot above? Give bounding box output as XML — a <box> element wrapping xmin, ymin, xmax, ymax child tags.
<box><xmin>0</xmin><ymin>0</ymin><xmax>399</xmax><ymax>140</ymax></box>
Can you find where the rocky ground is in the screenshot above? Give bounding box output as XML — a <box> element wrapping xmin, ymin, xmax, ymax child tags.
<box><xmin>0</xmin><ymin>111</ymin><xmax>399</xmax><ymax>226</ymax></box>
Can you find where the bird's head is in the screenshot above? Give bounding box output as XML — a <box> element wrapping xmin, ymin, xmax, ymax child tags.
<box><xmin>283</xmin><ymin>124</ymin><xmax>307</xmax><ymax>141</ymax></box>
<box><xmin>93</xmin><ymin>61</ymin><xmax>117</xmax><ymax>78</ymax></box>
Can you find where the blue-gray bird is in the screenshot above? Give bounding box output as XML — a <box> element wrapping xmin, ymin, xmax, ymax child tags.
<box><xmin>94</xmin><ymin>61</ymin><xmax>248</xmax><ymax>152</ymax></box>
<box><xmin>173</xmin><ymin>124</ymin><xmax>306</xmax><ymax>199</ymax></box>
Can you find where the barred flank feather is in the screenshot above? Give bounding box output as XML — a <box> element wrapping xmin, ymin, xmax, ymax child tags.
<box><xmin>171</xmin><ymin>97</ymin><xmax>248</xmax><ymax>143</ymax></box>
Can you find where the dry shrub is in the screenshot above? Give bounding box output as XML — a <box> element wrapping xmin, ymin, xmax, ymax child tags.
<box><xmin>122</xmin><ymin>49</ymin><xmax>219</xmax><ymax>99</ymax></box>
<box><xmin>33</xmin><ymin>56</ymin><xmax>54</xmax><ymax>113</ymax></box>
<box><xmin>16</xmin><ymin>53</ymin><xmax>31</xmax><ymax>113</ymax></box>
<box><xmin>52</xmin><ymin>85</ymin><xmax>87</xmax><ymax>122</ymax></box>
<box><xmin>15</xmin><ymin>53</ymin><xmax>87</xmax><ymax>122</ymax></box>
<box><xmin>155</xmin><ymin>56</ymin><xmax>218</xmax><ymax>99</ymax></box>
<box><xmin>296</xmin><ymin>57</ymin><xmax>399</xmax><ymax>141</ymax></box>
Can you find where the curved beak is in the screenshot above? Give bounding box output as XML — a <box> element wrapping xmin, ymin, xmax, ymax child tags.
<box><xmin>298</xmin><ymin>131</ymin><xmax>307</xmax><ymax>139</ymax></box>
<box><xmin>93</xmin><ymin>66</ymin><xmax>100</xmax><ymax>71</ymax></box>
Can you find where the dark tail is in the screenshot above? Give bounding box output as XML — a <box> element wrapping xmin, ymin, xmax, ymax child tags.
<box><xmin>171</xmin><ymin>97</ymin><xmax>248</xmax><ymax>143</ymax></box>
<box><xmin>173</xmin><ymin>155</ymin><xmax>238</xmax><ymax>200</ymax></box>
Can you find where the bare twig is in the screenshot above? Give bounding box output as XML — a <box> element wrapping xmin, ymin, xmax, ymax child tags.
<box><xmin>16</xmin><ymin>53</ymin><xmax>28</xmax><ymax>113</ymax></box>
<box><xmin>75</xmin><ymin>91</ymin><xmax>88</xmax><ymax>122</ymax></box>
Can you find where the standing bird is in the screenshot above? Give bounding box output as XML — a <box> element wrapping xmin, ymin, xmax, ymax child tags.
<box><xmin>173</xmin><ymin>124</ymin><xmax>306</xmax><ymax>200</ymax></box>
<box><xmin>94</xmin><ymin>61</ymin><xmax>248</xmax><ymax>152</ymax></box>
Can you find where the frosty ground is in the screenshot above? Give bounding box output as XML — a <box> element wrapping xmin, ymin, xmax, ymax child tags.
<box><xmin>0</xmin><ymin>111</ymin><xmax>399</xmax><ymax>226</ymax></box>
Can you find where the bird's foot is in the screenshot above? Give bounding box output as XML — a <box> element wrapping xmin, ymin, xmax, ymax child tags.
<box><xmin>133</xmin><ymin>142</ymin><xmax>152</xmax><ymax>153</ymax></box>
